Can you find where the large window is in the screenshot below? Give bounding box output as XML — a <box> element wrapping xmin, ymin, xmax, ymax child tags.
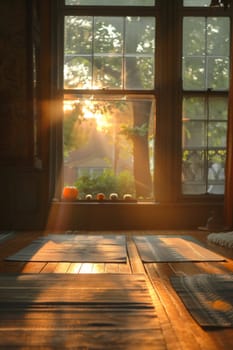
<box><xmin>182</xmin><ymin>16</ymin><xmax>230</xmax><ymax>194</ymax></box>
<box><xmin>60</xmin><ymin>3</ymin><xmax>156</xmax><ymax>200</ymax></box>
<box><xmin>54</xmin><ymin>0</ymin><xmax>232</xmax><ymax>202</ymax></box>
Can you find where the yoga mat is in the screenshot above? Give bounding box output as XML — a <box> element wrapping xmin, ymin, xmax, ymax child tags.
<box><xmin>133</xmin><ymin>235</ymin><xmax>225</xmax><ymax>262</ymax></box>
<box><xmin>171</xmin><ymin>273</ymin><xmax>233</xmax><ymax>327</ymax></box>
<box><xmin>0</xmin><ymin>231</ymin><xmax>15</xmax><ymax>243</ymax></box>
<box><xmin>6</xmin><ymin>234</ymin><xmax>127</xmax><ymax>263</ymax></box>
<box><xmin>208</xmin><ymin>231</ymin><xmax>233</xmax><ymax>249</ymax></box>
<box><xmin>0</xmin><ymin>273</ymin><xmax>166</xmax><ymax>349</ymax></box>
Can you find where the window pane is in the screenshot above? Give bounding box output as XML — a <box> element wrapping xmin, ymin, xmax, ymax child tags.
<box><xmin>208</xmin><ymin>150</ymin><xmax>226</xmax><ymax>194</ymax></box>
<box><xmin>208</xmin><ymin>122</ymin><xmax>227</xmax><ymax>148</ymax></box>
<box><xmin>93</xmin><ymin>56</ymin><xmax>123</xmax><ymax>89</ymax></box>
<box><xmin>64</xmin><ymin>17</ymin><xmax>92</xmax><ymax>55</ymax></box>
<box><xmin>183</xmin><ymin>17</ymin><xmax>230</xmax><ymax>91</ymax></box>
<box><xmin>183</xmin><ymin>57</ymin><xmax>206</xmax><ymax>90</ymax></box>
<box><xmin>183</xmin><ymin>18</ymin><xmax>206</xmax><ymax>56</ymax></box>
<box><xmin>183</xmin><ymin>121</ymin><xmax>205</xmax><ymax>147</ymax></box>
<box><xmin>183</xmin><ymin>0</ymin><xmax>231</xmax><ymax>7</ymax></box>
<box><xmin>183</xmin><ymin>0</ymin><xmax>211</xmax><ymax>6</ymax></box>
<box><xmin>207</xmin><ymin>57</ymin><xmax>229</xmax><ymax>90</ymax></box>
<box><xmin>125</xmin><ymin>57</ymin><xmax>154</xmax><ymax>89</ymax></box>
<box><xmin>65</xmin><ymin>0</ymin><xmax>155</xmax><ymax>6</ymax></box>
<box><xmin>182</xmin><ymin>150</ymin><xmax>206</xmax><ymax>194</ymax></box>
<box><xmin>64</xmin><ymin>56</ymin><xmax>92</xmax><ymax>89</ymax></box>
<box><xmin>125</xmin><ymin>17</ymin><xmax>155</xmax><ymax>89</ymax></box>
<box><xmin>64</xmin><ymin>16</ymin><xmax>155</xmax><ymax>90</ymax></box>
<box><xmin>94</xmin><ymin>17</ymin><xmax>123</xmax><ymax>54</ymax></box>
<box><xmin>183</xmin><ymin>96</ymin><xmax>206</xmax><ymax>119</ymax></box>
<box><xmin>182</xmin><ymin>96</ymin><xmax>228</xmax><ymax>194</ymax></box>
<box><xmin>63</xmin><ymin>95</ymin><xmax>155</xmax><ymax>200</ymax></box>
<box><xmin>207</xmin><ymin>18</ymin><xmax>230</xmax><ymax>56</ymax></box>
<box><xmin>64</xmin><ymin>16</ymin><xmax>92</xmax><ymax>89</ymax></box>
<box><xmin>209</xmin><ymin>97</ymin><xmax>228</xmax><ymax>120</ymax></box>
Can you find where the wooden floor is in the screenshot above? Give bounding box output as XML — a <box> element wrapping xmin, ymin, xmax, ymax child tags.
<box><xmin>0</xmin><ymin>230</ymin><xmax>233</xmax><ymax>349</ymax></box>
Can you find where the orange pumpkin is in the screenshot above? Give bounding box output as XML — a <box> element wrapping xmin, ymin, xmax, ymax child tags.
<box><xmin>62</xmin><ymin>186</ymin><xmax>78</xmax><ymax>200</ymax></box>
<box><xmin>96</xmin><ymin>192</ymin><xmax>105</xmax><ymax>200</ymax></box>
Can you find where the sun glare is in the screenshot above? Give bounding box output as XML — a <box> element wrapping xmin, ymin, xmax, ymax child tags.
<box><xmin>63</xmin><ymin>100</ymin><xmax>75</xmax><ymax>113</ymax></box>
<box><xmin>63</xmin><ymin>98</ymin><xmax>112</xmax><ymax>132</ymax></box>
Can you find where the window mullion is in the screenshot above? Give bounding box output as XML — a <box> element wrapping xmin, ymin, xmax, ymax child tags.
<box><xmin>155</xmin><ymin>0</ymin><xmax>182</xmax><ymax>202</ymax></box>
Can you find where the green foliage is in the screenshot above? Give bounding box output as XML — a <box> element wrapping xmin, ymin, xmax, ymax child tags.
<box><xmin>116</xmin><ymin>170</ymin><xmax>136</xmax><ymax>196</ymax></box>
<box><xmin>183</xmin><ymin>17</ymin><xmax>230</xmax><ymax>90</ymax></box>
<box><xmin>64</xmin><ymin>16</ymin><xmax>155</xmax><ymax>89</ymax></box>
<box><xmin>74</xmin><ymin>169</ymin><xmax>135</xmax><ymax>198</ymax></box>
<box><xmin>120</xmin><ymin>123</ymin><xmax>148</xmax><ymax>139</ymax></box>
<box><xmin>63</xmin><ymin>103</ymin><xmax>87</xmax><ymax>159</ymax></box>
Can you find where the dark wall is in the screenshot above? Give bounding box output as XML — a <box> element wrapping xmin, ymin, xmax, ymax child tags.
<box><xmin>0</xmin><ymin>0</ymin><xmax>48</xmax><ymax>230</ymax></box>
<box><xmin>0</xmin><ymin>1</ymin><xmax>30</xmax><ymax>163</ymax></box>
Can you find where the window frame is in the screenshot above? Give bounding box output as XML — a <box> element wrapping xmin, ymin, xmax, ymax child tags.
<box><xmin>50</xmin><ymin>0</ymin><xmax>232</xmax><ymax>205</ymax></box>
<box><xmin>180</xmin><ymin>4</ymin><xmax>232</xmax><ymax>199</ymax></box>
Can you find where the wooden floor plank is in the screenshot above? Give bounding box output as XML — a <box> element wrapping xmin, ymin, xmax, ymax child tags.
<box><xmin>145</xmin><ymin>263</ymin><xmax>222</xmax><ymax>350</ymax></box>
<box><xmin>40</xmin><ymin>262</ymin><xmax>58</xmax><ymax>273</ymax></box>
<box><xmin>0</xmin><ymin>261</ymin><xmax>26</xmax><ymax>273</ymax></box>
<box><xmin>54</xmin><ymin>262</ymin><xmax>71</xmax><ymax>273</ymax></box>
<box><xmin>0</xmin><ymin>273</ymin><xmax>167</xmax><ymax>350</ymax></box>
<box><xmin>126</xmin><ymin>235</ymin><xmax>145</xmax><ymax>274</ymax></box>
<box><xmin>119</xmin><ymin>259</ymin><xmax>132</xmax><ymax>273</ymax></box>
<box><xmin>67</xmin><ymin>262</ymin><xmax>82</xmax><ymax>273</ymax></box>
<box><xmin>21</xmin><ymin>262</ymin><xmax>45</xmax><ymax>273</ymax></box>
<box><xmin>195</xmin><ymin>261</ymin><xmax>233</xmax><ymax>274</ymax></box>
<box><xmin>0</xmin><ymin>230</ymin><xmax>233</xmax><ymax>349</ymax></box>
<box><xmin>79</xmin><ymin>263</ymin><xmax>94</xmax><ymax>273</ymax></box>
<box><xmin>104</xmin><ymin>263</ymin><xmax>119</xmax><ymax>273</ymax></box>
<box><xmin>92</xmin><ymin>262</ymin><xmax>105</xmax><ymax>273</ymax></box>
<box><xmin>0</xmin><ymin>330</ymin><xmax>166</xmax><ymax>350</ymax></box>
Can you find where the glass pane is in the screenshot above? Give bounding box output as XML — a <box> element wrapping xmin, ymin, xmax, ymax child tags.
<box><xmin>64</xmin><ymin>16</ymin><xmax>93</xmax><ymax>89</ymax></box>
<box><xmin>183</xmin><ymin>96</ymin><xmax>228</xmax><ymax>120</ymax></box>
<box><xmin>125</xmin><ymin>17</ymin><xmax>155</xmax><ymax>54</ymax></box>
<box><xmin>207</xmin><ymin>57</ymin><xmax>229</xmax><ymax>90</ymax></box>
<box><xmin>209</xmin><ymin>97</ymin><xmax>228</xmax><ymax>120</ymax></box>
<box><xmin>182</xmin><ymin>150</ymin><xmax>206</xmax><ymax>194</ymax></box>
<box><xmin>183</xmin><ymin>0</ymin><xmax>231</xmax><ymax>7</ymax></box>
<box><xmin>207</xmin><ymin>18</ymin><xmax>230</xmax><ymax>56</ymax></box>
<box><xmin>63</xmin><ymin>95</ymin><xmax>155</xmax><ymax>200</ymax></box>
<box><xmin>183</xmin><ymin>17</ymin><xmax>230</xmax><ymax>91</ymax></box>
<box><xmin>183</xmin><ymin>17</ymin><xmax>205</xmax><ymax>90</ymax></box>
<box><xmin>183</xmin><ymin>97</ymin><xmax>205</xmax><ymax>120</ymax></box>
<box><xmin>94</xmin><ymin>17</ymin><xmax>123</xmax><ymax>54</ymax></box>
<box><xmin>64</xmin><ymin>16</ymin><xmax>92</xmax><ymax>55</ymax></box>
<box><xmin>208</xmin><ymin>122</ymin><xmax>227</xmax><ymax>147</ymax></box>
<box><xmin>208</xmin><ymin>150</ymin><xmax>226</xmax><ymax>194</ymax></box>
<box><xmin>64</xmin><ymin>56</ymin><xmax>92</xmax><ymax>89</ymax></box>
<box><xmin>183</xmin><ymin>18</ymin><xmax>205</xmax><ymax>56</ymax></box>
<box><xmin>183</xmin><ymin>121</ymin><xmax>205</xmax><ymax>147</ymax></box>
<box><xmin>182</xmin><ymin>96</ymin><xmax>228</xmax><ymax>195</ymax></box>
<box><xmin>125</xmin><ymin>17</ymin><xmax>155</xmax><ymax>89</ymax></box>
<box><xmin>183</xmin><ymin>0</ymin><xmax>211</xmax><ymax>6</ymax></box>
<box><xmin>182</xmin><ymin>149</ymin><xmax>226</xmax><ymax>194</ymax></box>
<box><xmin>183</xmin><ymin>57</ymin><xmax>206</xmax><ymax>90</ymax></box>
<box><xmin>64</xmin><ymin>16</ymin><xmax>155</xmax><ymax>90</ymax></box>
<box><xmin>65</xmin><ymin>0</ymin><xmax>155</xmax><ymax>6</ymax></box>
<box><xmin>93</xmin><ymin>56</ymin><xmax>122</xmax><ymax>89</ymax></box>
<box><xmin>125</xmin><ymin>57</ymin><xmax>154</xmax><ymax>89</ymax></box>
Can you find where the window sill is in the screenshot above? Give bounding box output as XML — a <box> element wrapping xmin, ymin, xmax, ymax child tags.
<box><xmin>47</xmin><ymin>199</ymin><xmax>224</xmax><ymax>230</ymax></box>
